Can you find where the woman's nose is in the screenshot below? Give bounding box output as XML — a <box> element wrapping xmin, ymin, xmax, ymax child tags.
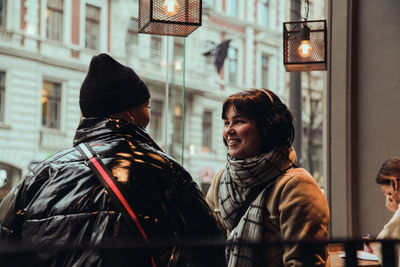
<box><xmin>225</xmin><ymin>126</ymin><xmax>235</xmax><ymax>135</ymax></box>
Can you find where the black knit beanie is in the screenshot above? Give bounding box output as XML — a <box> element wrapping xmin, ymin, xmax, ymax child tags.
<box><xmin>79</xmin><ymin>53</ymin><xmax>150</xmax><ymax>117</ymax></box>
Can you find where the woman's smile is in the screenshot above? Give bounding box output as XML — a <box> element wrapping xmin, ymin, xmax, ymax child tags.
<box><xmin>223</xmin><ymin>105</ymin><xmax>263</xmax><ymax>159</ymax></box>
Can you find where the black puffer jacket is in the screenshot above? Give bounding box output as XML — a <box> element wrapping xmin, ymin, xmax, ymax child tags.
<box><xmin>0</xmin><ymin>118</ymin><xmax>224</xmax><ymax>267</ymax></box>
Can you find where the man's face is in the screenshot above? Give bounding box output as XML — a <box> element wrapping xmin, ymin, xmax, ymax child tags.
<box><xmin>131</xmin><ymin>100</ymin><xmax>150</xmax><ymax>128</ymax></box>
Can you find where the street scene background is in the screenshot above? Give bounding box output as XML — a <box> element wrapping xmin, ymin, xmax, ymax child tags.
<box><xmin>0</xmin><ymin>0</ymin><xmax>326</xmax><ymax>197</ymax></box>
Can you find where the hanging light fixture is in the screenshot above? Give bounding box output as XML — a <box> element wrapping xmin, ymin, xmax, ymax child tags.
<box><xmin>138</xmin><ymin>0</ymin><xmax>202</xmax><ymax>37</ymax></box>
<box><xmin>297</xmin><ymin>23</ymin><xmax>312</xmax><ymax>58</ymax></box>
<box><xmin>283</xmin><ymin>0</ymin><xmax>327</xmax><ymax>72</ymax></box>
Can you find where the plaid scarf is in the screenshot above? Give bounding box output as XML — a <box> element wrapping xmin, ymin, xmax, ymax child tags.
<box><xmin>219</xmin><ymin>147</ymin><xmax>297</xmax><ymax>267</ymax></box>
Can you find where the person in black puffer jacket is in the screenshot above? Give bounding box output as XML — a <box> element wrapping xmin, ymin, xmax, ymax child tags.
<box><xmin>0</xmin><ymin>54</ymin><xmax>225</xmax><ymax>267</ymax></box>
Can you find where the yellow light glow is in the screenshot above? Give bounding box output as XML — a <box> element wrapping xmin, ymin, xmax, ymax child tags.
<box><xmin>298</xmin><ymin>40</ymin><xmax>312</xmax><ymax>58</ymax></box>
<box><xmin>174</xmin><ymin>61</ymin><xmax>182</xmax><ymax>70</ymax></box>
<box><xmin>163</xmin><ymin>0</ymin><xmax>179</xmax><ymax>16</ymax></box>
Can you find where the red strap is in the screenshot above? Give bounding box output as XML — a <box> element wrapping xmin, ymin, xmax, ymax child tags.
<box><xmin>89</xmin><ymin>157</ymin><xmax>157</xmax><ymax>267</ymax></box>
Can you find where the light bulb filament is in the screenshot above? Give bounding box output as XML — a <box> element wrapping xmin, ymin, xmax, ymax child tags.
<box><xmin>298</xmin><ymin>40</ymin><xmax>312</xmax><ymax>58</ymax></box>
<box><xmin>163</xmin><ymin>0</ymin><xmax>179</xmax><ymax>16</ymax></box>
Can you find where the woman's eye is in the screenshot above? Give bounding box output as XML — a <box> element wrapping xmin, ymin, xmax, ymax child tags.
<box><xmin>147</xmin><ymin>106</ymin><xmax>151</xmax><ymax>109</ymax></box>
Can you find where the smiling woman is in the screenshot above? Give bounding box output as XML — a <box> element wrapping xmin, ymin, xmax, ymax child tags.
<box><xmin>206</xmin><ymin>88</ymin><xmax>330</xmax><ymax>267</ymax></box>
<box><xmin>223</xmin><ymin>106</ymin><xmax>263</xmax><ymax>159</ymax></box>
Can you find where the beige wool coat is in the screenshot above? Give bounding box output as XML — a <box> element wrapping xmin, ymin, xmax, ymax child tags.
<box><xmin>206</xmin><ymin>167</ymin><xmax>330</xmax><ymax>267</ymax></box>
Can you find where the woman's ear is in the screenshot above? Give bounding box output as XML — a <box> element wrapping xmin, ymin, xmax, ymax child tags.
<box><xmin>124</xmin><ymin>109</ymin><xmax>135</xmax><ymax>122</ymax></box>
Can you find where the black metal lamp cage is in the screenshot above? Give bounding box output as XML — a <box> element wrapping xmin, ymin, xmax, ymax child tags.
<box><xmin>283</xmin><ymin>20</ymin><xmax>327</xmax><ymax>72</ymax></box>
<box><xmin>138</xmin><ymin>0</ymin><xmax>202</xmax><ymax>37</ymax></box>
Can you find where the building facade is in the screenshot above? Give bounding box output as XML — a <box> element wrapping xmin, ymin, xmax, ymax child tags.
<box><xmin>0</xmin><ymin>0</ymin><xmax>326</xmax><ymax>198</ymax></box>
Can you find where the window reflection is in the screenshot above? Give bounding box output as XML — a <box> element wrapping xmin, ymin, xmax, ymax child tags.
<box><xmin>151</xmin><ymin>36</ymin><xmax>162</xmax><ymax>60</ymax></box>
<box><xmin>150</xmin><ymin>100</ymin><xmax>163</xmax><ymax>142</ymax></box>
<box><xmin>262</xmin><ymin>0</ymin><xmax>269</xmax><ymax>27</ymax></box>
<box><xmin>42</xmin><ymin>81</ymin><xmax>61</xmax><ymax>129</ymax></box>
<box><xmin>46</xmin><ymin>0</ymin><xmax>63</xmax><ymax>41</ymax></box>
<box><xmin>0</xmin><ymin>71</ymin><xmax>4</xmax><ymax>122</ymax></box>
<box><xmin>228</xmin><ymin>47</ymin><xmax>237</xmax><ymax>84</ymax></box>
<box><xmin>0</xmin><ymin>0</ymin><xmax>5</xmax><ymax>27</ymax></box>
<box><xmin>85</xmin><ymin>4</ymin><xmax>100</xmax><ymax>50</ymax></box>
<box><xmin>126</xmin><ymin>17</ymin><xmax>138</xmax><ymax>49</ymax></box>
<box><xmin>202</xmin><ymin>111</ymin><xmax>212</xmax><ymax>151</ymax></box>
<box><xmin>261</xmin><ymin>55</ymin><xmax>269</xmax><ymax>88</ymax></box>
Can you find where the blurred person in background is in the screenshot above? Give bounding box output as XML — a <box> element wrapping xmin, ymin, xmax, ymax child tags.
<box><xmin>206</xmin><ymin>89</ymin><xmax>330</xmax><ymax>267</ymax></box>
<box><xmin>0</xmin><ymin>53</ymin><xmax>224</xmax><ymax>267</ymax></box>
<box><xmin>367</xmin><ymin>157</ymin><xmax>400</xmax><ymax>266</ymax></box>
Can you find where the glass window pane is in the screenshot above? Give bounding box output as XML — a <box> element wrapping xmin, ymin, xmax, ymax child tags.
<box><xmin>262</xmin><ymin>0</ymin><xmax>269</xmax><ymax>26</ymax></box>
<box><xmin>202</xmin><ymin>111</ymin><xmax>212</xmax><ymax>149</ymax></box>
<box><xmin>0</xmin><ymin>0</ymin><xmax>5</xmax><ymax>27</ymax></box>
<box><xmin>262</xmin><ymin>55</ymin><xmax>269</xmax><ymax>88</ymax></box>
<box><xmin>85</xmin><ymin>4</ymin><xmax>100</xmax><ymax>50</ymax></box>
<box><xmin>173</xmin><ymin>104</ymin><xmax>182</xmax><ymax>144</ymax></box>
<box><xmin>150</xmin><ymin>100</ymin><xmax>163</xmax><ymax>141</ymax></box>
<box><xmin>126</xmin><ymin>18</ymin><xmax>138</xmax><ymax>48</ymax></box>
<box><xmin>0</xmin><ymin>72</ymin><xmax>4</xmax><ymax>122</ymax></box>
<box><xmin>151</xmin><ymin>36</ymin><xmax>162</xmax><ymax>59</ymax></box>
<box><xmin>228</xmin><ymin>48</ymin><xmax>237</xmax><ymax>84</ymax></box>
<box><xmin>228</xmin><ymin>0</ymin><xmax>237</xmax><ymax>16</ymax></box>
<box><xmin>46</xmin><ymin>0</ymin><xmax>64</xmax><ymax>41</ymax></box>
<box><xmin>42</xmin><ymin>81</ymin><xmax>61</xmax><ymax>129</ymax></box>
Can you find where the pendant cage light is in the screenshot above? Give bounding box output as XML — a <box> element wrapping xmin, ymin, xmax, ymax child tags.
<box><xmin>283</xmin><ymin>20</ymin><xmax>327</xmax><ymax>72</ymax></box>
<box><xmin>138</xmin><ymin>0</ymin><xmax>202</xmax><ymax>37</ymax></box>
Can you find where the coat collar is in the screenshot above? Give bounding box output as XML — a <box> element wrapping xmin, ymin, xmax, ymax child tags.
<box><xmin>72</xmin><ymin>117</ymin><xmax>157</xmax><ymax>148</ymax></box>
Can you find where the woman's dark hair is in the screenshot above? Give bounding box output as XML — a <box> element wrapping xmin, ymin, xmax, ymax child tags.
<box><xmin>376</xmin><ymin>157</ymin><xmax>400</xmax><ymax>185</ymax></box>
<box><xmin>222</xmin><ymin>88</ymin><xmax>294</xmax><ymax>153</ymax></box>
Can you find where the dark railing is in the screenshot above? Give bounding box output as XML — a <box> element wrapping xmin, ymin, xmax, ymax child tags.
<box><xmin>0</xmin><ymin>238</ymin><xmax>397</xmax><ymax>266</ymax></box>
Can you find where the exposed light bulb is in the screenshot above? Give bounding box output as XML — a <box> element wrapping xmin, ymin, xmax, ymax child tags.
<box><xmin>298</xmin><ymin>40</ymin><xmax>312</xmax><ymax>57</ymax></box>
<box><xmin>163</xmin><ymin>0</ymin><xmax>179</xmax><ymax>16</ymax></box>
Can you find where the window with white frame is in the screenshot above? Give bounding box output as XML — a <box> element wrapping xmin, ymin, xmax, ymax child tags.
<box><xmin>227</xmin><ymin>47</ymin><xmax>238</xmax><ymax>84</ymax></box>
<box><xmin>126</xmin><ymin>18</ymin><xmax>138</xmax><ymax>49</ymax></box>
<box><xmin>42</xmin><ymin>81</ymin><xmax>61</xmax><ymax>129</ymax></box>
<box><xmin>150</xmin><ymin>36</ymin><xmax>162</xmax><ymax>60</ymax></box>
<box><xmin>262</xmin><ymin>0</ymin><xmax>269</xmax><ymax>27</ymax></box>
<box><xmin>0</xmin><ymin>0</ymin><xmax>5</xmax><ymax>27</ymax></box>
<box><xmin>85</xmin><ymin>4</ymin><xmax>100</xmax><ymax>50</ymax></box>
<box><xmin>0</xmin><ymin>71</ymin><xmax>5</xmax><ymax>122</ymax></box>
<box><xmin>149</xmin><ymin>99</ymin><xmax>163</xmax><ymax>141</ymax></box>
<box><xmin>261</xmin><ymin>54</ymin><xmax>269</xmax><ymax>88</ymax></box>
<box><xmin>202</xmin><ymin>110</ymin><xmax>212</xmax><ymax>150</ymax></box>
<box><xmin>46</xmin><ymin>0</ymin><xmax>63</xmax><ymax>41</ymax></box>
<box><xmin>173</xmin><ymin>104</ymin><xmax>182</xmax><ymax>144</ymax></box>
<box><xmin>227</xmin><ymin>0</ymin><xmax>238</xmax><ymax>17</ymax></box>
